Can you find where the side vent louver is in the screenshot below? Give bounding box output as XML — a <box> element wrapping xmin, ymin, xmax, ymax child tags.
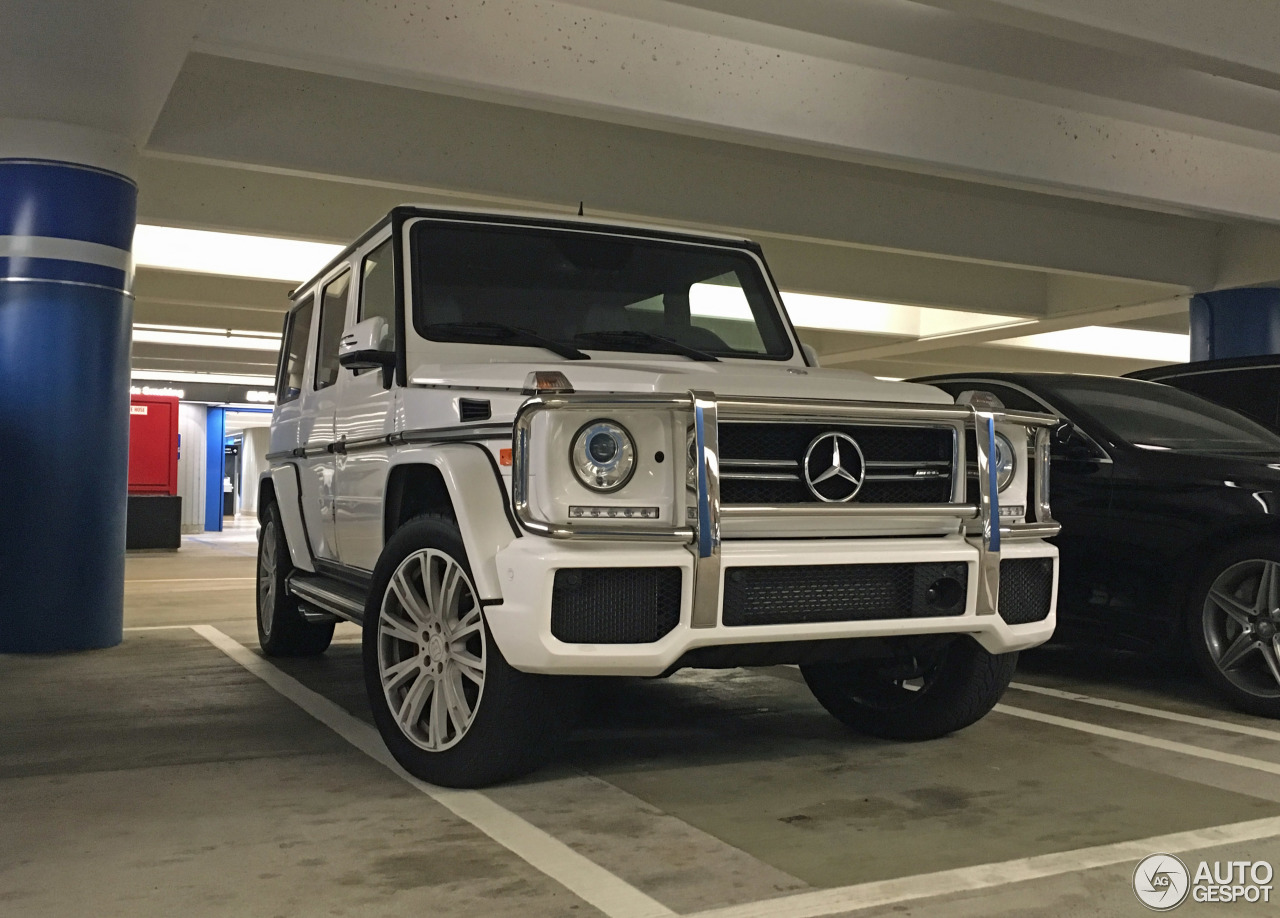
<box><xmin>458</xmin><ymin>398</ymin><xmax>492</xmax><ymax>422</ymax></box>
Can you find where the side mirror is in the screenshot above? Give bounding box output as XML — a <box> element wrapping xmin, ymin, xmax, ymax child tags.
<box><xmin>338</xmin><ymin>317</ymin><xmax>394</xmax><ymax>371</ymax></box>
<box><xmin>801</xmin><ymin>343</ymin><xmax>821</xmax><ymax>367</ymax></box>
<box><xmin>1051</xmin><ymin>420</ymin><xmax>1095</xmax><ymax>459</ymax></box>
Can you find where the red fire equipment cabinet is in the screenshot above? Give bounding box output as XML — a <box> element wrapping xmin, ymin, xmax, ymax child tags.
<box><xmin>126</xmin><ymin>395</ymin><xmax>182</xmax><ymax>549</ymax></box>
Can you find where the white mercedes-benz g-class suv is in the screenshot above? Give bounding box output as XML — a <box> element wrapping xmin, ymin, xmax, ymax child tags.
<box><xmin>258</xmin><ymin>206</ymin><xmax>1061</xmax><ymax>787</ymax></box>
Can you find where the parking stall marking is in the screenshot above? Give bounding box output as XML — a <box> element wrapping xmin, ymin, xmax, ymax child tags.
<box><xmin>682</xmin><ymin>815</ymin><xmax>1280</xmax><ymax>918</ymax></box>
<box><xmin>179</xmin><ymin>625</ymin><xmax>1280</xmax><ymax>918</ymax></box>
<box><xmin>768</xmin><ymin>664</ymin><xmax>1280</xmax><ymax>777</ymax></box>
<box><xmin>1009</xmin><ymin>681</ymin><xmax>1280</xmax><ymax>743</ymax></box>
<box><xmin>191</xmin><ymin>625</ymin><xmax>676</xmax><ymax>918</ymax></box>
<box><xmin>993</xmin><ymin>702</ymin><xmax>1280</xmax><ymax>776</ymax></box>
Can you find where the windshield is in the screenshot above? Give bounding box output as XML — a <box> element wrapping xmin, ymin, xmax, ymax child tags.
<box><xmin>1053</xmin><ymin>376</ymin><xmax>1280</xmax><ymax>454</ymax></box>
<box><xmin>410</xmin><ymin>220</ymin><xmax>794</xmax><ymax>360</ymax></box>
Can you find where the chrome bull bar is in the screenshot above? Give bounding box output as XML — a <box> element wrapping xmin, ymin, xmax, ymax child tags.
<box><xmin>511</xmin><ymin>390</ymin><xmax>1061</xmax><ymax>627</ymax></box>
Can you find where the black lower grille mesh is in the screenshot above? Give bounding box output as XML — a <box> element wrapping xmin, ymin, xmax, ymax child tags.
<box><xmin>722</xmin><ymin>562</ymin><xmax>968</xmax><ymax>627</ymax></box>
<box><xmin>998</xmin><ymin>557</ymin><xmax>1055</xmax><ymax>625</ymax></box>
<box><xmin>719</xmin><ymin>477</ymin><xmax>952</xmax><ymax>505</ymax></box>
<box><xmin>551</xmin><ymin>568</ymin><xmax>682</xmax><ymax>644</ymax></box>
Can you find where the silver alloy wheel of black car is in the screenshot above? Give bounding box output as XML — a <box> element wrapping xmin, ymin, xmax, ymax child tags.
<box><xmin>377</xmin><ymin>547</ymin><xmax>486</xmax><ymax>752</ymax></box>
<box><xmin>1201</xmin><ymin>558</ymin><xmax>1280</xmax><ymax>699</ymax></box>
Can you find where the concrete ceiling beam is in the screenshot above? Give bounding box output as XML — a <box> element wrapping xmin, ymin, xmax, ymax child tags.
<box><xmin>570</xmin><ymin>0</ymin><xmax>1280</xmax><ymax>149</ymax></box>
<box><xmin>145</xmin><ymin>57</ymin><xmax>1222</xmax><ymax>288</ymax></box>
<box><xmin>0</xmin><ymin>0</ymin><xmax>209</xmax><ymax>143</ymax></box>
<box><xmin>196</xmin><ymin>0</ymin><xmax>1280</xmax><ymax>222</ymax></box>
<box><xmin>133</xmin><ymin>269</ymin><xmax>295</xmax><ymax>314</ymax></box>
<box><xmin>918</xmin><ymin>0</ymin><xmax>1280</xmax><ymax>90</ymax></box>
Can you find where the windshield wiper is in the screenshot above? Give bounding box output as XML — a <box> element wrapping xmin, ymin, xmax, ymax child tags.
<box><xmin>573</xmin><ymin>329</ymin><xmax>719</xmax><ymax>362</ymax></box>
<box><xmin>424</xmin><ymin>322</ymin><xmax>588</xmax><ymax>360</ymax></box>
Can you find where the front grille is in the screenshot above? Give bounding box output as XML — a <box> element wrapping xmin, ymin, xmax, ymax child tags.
<box><xmin>551</xmin><ymin>567</ymin><xmax>682</xmax><ymax>644</ymax></box>
<box><xmin>998</xmin><ymin>557</ymin><xmax>1055</xmax><ymax>625</ymax></box>
<box><xmin>717</xmin><ymin>422</ymin><xmax>954</xmax><ymax>505</ymax></box>
<box><xmin>722</xmin><ymin>561</ymin><xmax>968</xmax><ymax>627</ymax></box>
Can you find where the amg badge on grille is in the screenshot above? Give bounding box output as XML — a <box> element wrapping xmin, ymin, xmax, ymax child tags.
<box><xmin>803</xmin><ymin>432</ymin><xmax>866</xmax><ymax>502</ymax></box>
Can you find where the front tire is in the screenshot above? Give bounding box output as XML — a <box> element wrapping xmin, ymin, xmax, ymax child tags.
<box><xmin>1188</xmin><ymin>539</ymin><xmax>1280</xmax><ymax>718</ymax></box>
<box><xmin>362</xmin><ymin>514</ymin><xmax>567</xmax><ymax>787</ymax></box>
<box><xmin>801</xmin><ymin>637</ymin><xmax>1016</xmax><ymax>740</ymax></box>
<box><xmin>257</xmin><ymin>502</ymin><xmax>334</xmax><ymax>656</ymax></box>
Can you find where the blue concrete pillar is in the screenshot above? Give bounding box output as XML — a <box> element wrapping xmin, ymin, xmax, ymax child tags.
<box><xmin>1190</xmin><ymin>287</ymin><xmax>1280</xmax><ymax>361</ymax></box>
<box><xmin>205</xmin><ymin>407</ymin><xmax>225</xmax><ymax>532</ymax></box>
<box><xmin>0</xmin><ymin>152</ymin><xmax>136</xmax><ymax>652</ymax></box>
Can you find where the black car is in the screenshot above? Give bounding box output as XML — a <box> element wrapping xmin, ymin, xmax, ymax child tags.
<box><xmin>1128</xmin><ymin>355</ymin><xmax>1280</xmax><ymax>433</ymax></box>
<box><xmin>915</xmin><ymin>372</ymin><xmax>1280</xmax><ymax>717</ymax></box>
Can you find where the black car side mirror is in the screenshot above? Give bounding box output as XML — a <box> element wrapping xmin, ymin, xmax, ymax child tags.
<box><xmin>1051</xmin><ymin>421</ymin><xmax>1096</xmax><ymax>460</ymax></box>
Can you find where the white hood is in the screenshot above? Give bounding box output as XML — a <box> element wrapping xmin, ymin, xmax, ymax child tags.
<box><xmin>409</xmin><ymin>357</ymin><xmax>954</xmax><ymax>405</ymax></box>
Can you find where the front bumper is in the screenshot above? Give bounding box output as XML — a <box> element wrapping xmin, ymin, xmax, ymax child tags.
<box><xmin>487</xmin><ymin>534</ymin><xmax>1058</xmax><ymax>676</ymax></box>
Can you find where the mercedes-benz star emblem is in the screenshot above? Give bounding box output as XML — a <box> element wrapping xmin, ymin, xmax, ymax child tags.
<box><xmin>803</xmin><ymin>432</ymin><xmax>866</xmax><ymax>502</ymax></box>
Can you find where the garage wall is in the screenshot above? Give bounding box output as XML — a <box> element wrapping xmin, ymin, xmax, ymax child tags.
<box><xmin>177</xmin><ymin>403</ymin><xmax>206</xmax><ymax>533</ymax></box>
<box><xmin>238</xmin><ymin>426</ymin><xmax>270</xmax><ymax>517</ymax></box>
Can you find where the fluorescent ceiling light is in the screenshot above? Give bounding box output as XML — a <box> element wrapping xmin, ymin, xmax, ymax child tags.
<box><xmin>781</xmin><ymin>292</ymin><xmax>1030</xmax><ymax>338</ymax></box>
<box><xmin>131</xmin><ymin>369</ymin><xmax>277</xmax><ymax>386</ymax></box>
<box><xmin>133</xmin><ymin>323</ymin><xmax>282</xmax><ymax>351</ymax></box>
<box><xmin>688</xmin><ymin>284</ymin><xmax>1031</xmax><ymax>338</ymax></box>
<box><xmin>133</xmin><ymin>225</ymin><xmax>343</xmax><ymax>282</ymax></box>
<box><xmin>994</xmin><ymin>326</ymin><xmax>1190</xmax><ymax>362</ymax></box>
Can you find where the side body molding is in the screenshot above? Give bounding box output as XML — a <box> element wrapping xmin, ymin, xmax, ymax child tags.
<box><xmin>387</xmin><ymin>443</ymin><xmax>517</xmax><ymax>601</ymax></box>
<box><xmin>270</xmin><ymin>464</ymin><xmax>317</xmax><ymax>572</ymax></box>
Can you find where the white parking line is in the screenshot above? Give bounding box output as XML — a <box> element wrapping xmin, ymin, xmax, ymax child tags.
<box><xmin>191</xmin><ymin>625</ymin><xmax>675</xmax><ymax>918</ymax></box>
<box><xmin>684</xmin><ymin>815</ymin><xmax>1280</xmax><ymax>918</ymax></box>
<box><xmin>1009</xmin><ymin>681</ymin><xmax>1280</xmax><ymax>743</ymax></box>
<box><xmin>122</xmin><ymin>624</ymin><xmax>198</xmax><ymax>631</ymax></box>
<box><xmin>994</xmin><ymin>703</ymin><xmax>1280</xmax><ymax>776</ymax></box>
<box><xmin>767</xmin><ymin>665</ymin><xmax>1280</xmax><ymax>775</ymax></box>
<box><xmin>127</xmin><ymin>577</ymin><xmax>257</xmax><ymax>583</ymax></box>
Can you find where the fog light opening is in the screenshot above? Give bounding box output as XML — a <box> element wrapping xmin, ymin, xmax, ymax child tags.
<box><xmin>925</xmin><ymin>577</ymin><xmax>965</xmax><ymax>611</ymax></box>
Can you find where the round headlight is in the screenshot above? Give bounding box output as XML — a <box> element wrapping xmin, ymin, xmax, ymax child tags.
<box><xmin>993</xmin><ymin>432</ymin><xmax>1016</xmax><ymax>492</ymax></box>
<box><xmin>571</xmin><ymin>420</ymin><xmax>636</xmax><ymax>492</ymax></box>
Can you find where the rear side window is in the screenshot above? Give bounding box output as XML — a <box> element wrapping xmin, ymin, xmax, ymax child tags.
<box><xmin>314</xmin><ymin>269</ymin><xmax>352</xmax><ymax>390</ymax></box>
<box><xmin>360</xmin><ymin>238</ymin><xmax>397</xmax><ymax>345</ymax></box>
<box><xmin>278</xmin><ymin>296</ymin><xmax>314</xmax><ymax>403</ymax></box>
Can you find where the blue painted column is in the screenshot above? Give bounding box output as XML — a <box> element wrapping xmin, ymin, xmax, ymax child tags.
<box><xmin>1190</xmin><ymin>287</ymin><xmax>1280</xmax><ymax>361</ymax></box>
<box><xmin>0</xmin><ymin>151</ymin><xmax>136</xmax><ymax>652</ymax></box>
<box><xmin>205</xmin><ymin>407</ymin><xmax>225</xmax><ymax>532</ymax></box>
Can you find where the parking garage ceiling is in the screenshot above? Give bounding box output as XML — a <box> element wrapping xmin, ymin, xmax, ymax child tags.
<box><xmin>8</xmin><ymin>0</ymin><xmax>1280</xmax><ymax>379</ymax></box>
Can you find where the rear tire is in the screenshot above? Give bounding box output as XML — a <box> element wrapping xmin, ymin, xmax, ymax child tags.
<box><xmin>257</xmin><ymin>501</ymin><xmax>335</xmax><ymax>657</ymax></box>
<box><xmin>801</xmin><ymin>637</ymin><xmax>1016</xmax><ymax>740</ymax></box>
<box><xmin>362</xmin><ymin>513</ymin><xmax>568</xmax><ymax>787</ymax></box>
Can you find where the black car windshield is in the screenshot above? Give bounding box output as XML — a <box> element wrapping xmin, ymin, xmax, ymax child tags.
<box><xmin>410</xmin><ymin>221</ymin><xmax>793</xmax><ymax>360</ymax></box>
<box><xmin>1054</xmin><ymin>376</ymin><xmax>1280</xmax><ymax>454</ymax></box>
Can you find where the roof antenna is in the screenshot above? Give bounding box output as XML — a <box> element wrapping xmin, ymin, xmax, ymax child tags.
<box><xmin>577</xmin><ymin>201</ymin><xmax>584</xmax><ymax>217</ymax></box>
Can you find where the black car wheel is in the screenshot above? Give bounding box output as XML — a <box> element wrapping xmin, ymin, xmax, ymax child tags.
<box><xmin>1189</xmin><ymin>539</ymin><xmax>1280</xmax><ymax>717</ymax></box>
<box><xmin>801</xmin><ymin>636</ymin><xmax>1017</xmax><ymax>740</ymax></box>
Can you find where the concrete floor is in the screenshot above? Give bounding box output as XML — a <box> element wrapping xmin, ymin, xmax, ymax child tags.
<box><xmin>6</xmin><ymin>524</ymin><xmax>1280</xmax><ymax>916</ymax></box>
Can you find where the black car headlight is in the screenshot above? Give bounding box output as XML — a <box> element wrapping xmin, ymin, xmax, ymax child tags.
<box><xmin>570</xmin><ymin>420</ymin><xmax>636</xmax><ymax>492</ymax></box>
